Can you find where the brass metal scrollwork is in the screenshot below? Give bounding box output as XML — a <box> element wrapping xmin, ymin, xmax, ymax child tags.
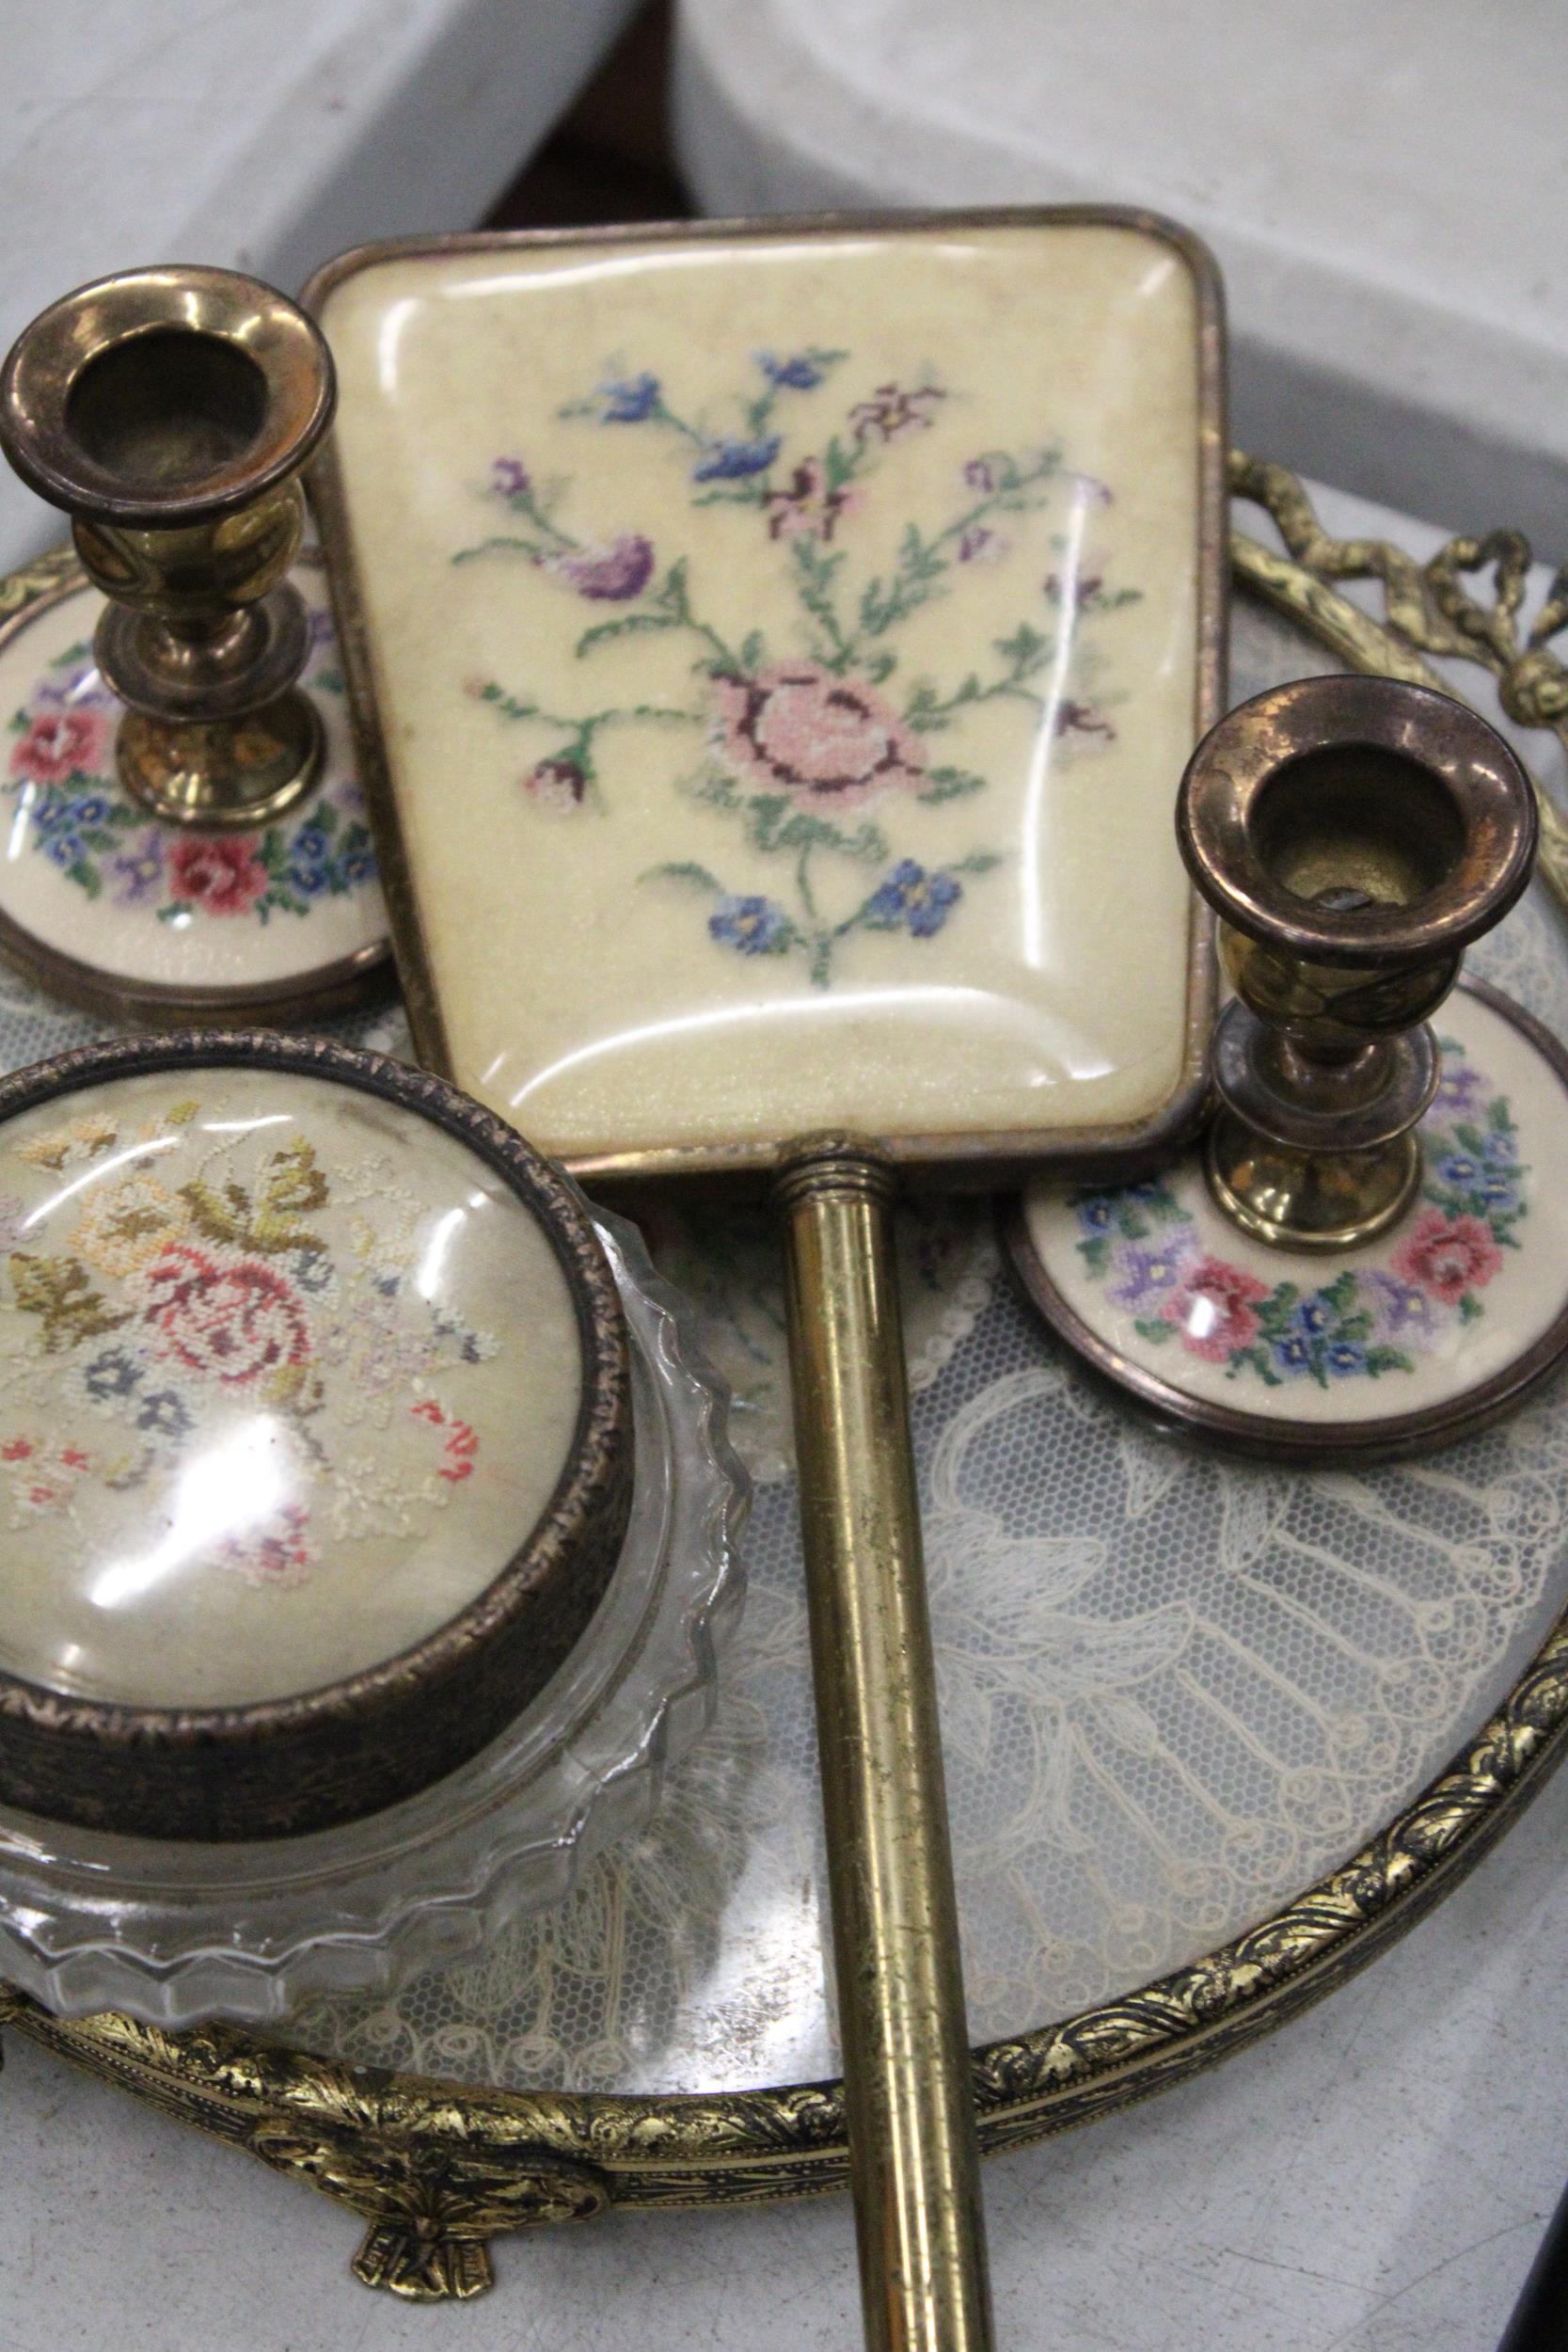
<box><xmin>1229</xmin><ymin>451</ymin><xmax>1568</xmax><ymax>913</ymax></box>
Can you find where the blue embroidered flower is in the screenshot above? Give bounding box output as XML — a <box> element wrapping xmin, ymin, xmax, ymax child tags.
<box><xmin>290</xmin><ymin>1244</ymin><xmax>336</xmax><ymax>1295</ymax></box>
<box><xmin>692</xmin><ymin>435</ymin><xmax>782</xmax><ymax>483</ymax></box>
<box><xmin>1473</xmin><ymin>1168</ymin><xmax>1519</xmax><ymax>1215</ymax></box>
<box><xmin>597</xmin><ymin>373</ymin><xmax>659</xmax><ymax>423</ymax></box>
<box><xmin>864</xmin><ymin>860</ymin><xmax>962</xmax><ymax>938</ymax></box>
<box><xmin>1072</xmin><ymin>1194</ymin><xmax>1117</xmax><ymax>1238</ymax></box>
<box><xmin>40</xmin><ymin>790</ymin><xmax>115</xmax><ymax>833</ymax></box>
<box><xmin>1291</xmin><ymin>1293</ymin><xmax>1336</xmax><ymax>1339</ymax></box>
<box><xmin>84</xmin><ymin>1346</ymin><xmax>143</xmax><ymax>1403</ymax></box>
<box><xmin>286</xmin><ymin>819</ymin><xmax>336</xmax><ymax>898</ymax></box>
<box><xmin>337</xmin><ymin>827</ymin><xmax>376</xmax><ymax>886</ymax></box>
<box><xmin>1324</xmin><ymin>1339</ymin><xmax>1368</xmax><ymax>1378</ymax></box>
<box><xmin>40</xmin><ymin>828</ymin><xmax>87</xmax><ymax>872</ymax></box>
<box><xmin>1271</xmin><ymin>1332</ymin><xmax>1314</xmax><ymax>1378</ymax></box>
<box><xmin>1482</xmin><ymin>1126</ymin><xmax>1518</xmax><ymax>1164</ymax></box>
<box><xmin>1436</xmin><ymin>1151</ymin><xmax>1483</xmax><ymax>1190</ymax></box>
<box><xmin>708</xmin><ymin>895</ymin><xmax>791</xmax><ymax>955</ymax></box>
<box><xmin>135</xmin><ymin>1388</ymin><xmax>191</xmax><ymax>1438</ymax></box>
<box><xmin>758</xmin><ymin>352</ymin><xmax>823</xmax><ymax>390</ymax></box>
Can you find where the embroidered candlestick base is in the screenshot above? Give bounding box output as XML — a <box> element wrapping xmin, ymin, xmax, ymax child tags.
<box><xmin>1010</xmin><ymin>678</ymin><xmax>1568</xmax><ymax>1461</ymax></box>
<box><xmin>0</xmin><ymin>269</ymin><xmax>390</xmax><ymax>1023</ymax></box>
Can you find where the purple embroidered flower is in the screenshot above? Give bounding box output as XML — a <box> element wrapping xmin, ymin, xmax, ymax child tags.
<box><xmin>1044</xmin><ymin>569</ymin><xmax>1105</xmax><ymax>609</ymax></box>
<box><xmin>1107</xmin><ymin>1231</ymin><xmax>1196</xmax><ymax>1310</ymax></box>
<box><xmin>597</xmin><ymin>373</ymin><xmax>660</xmax><ymax>423</ymax></box>
<box><xmin>550</xmin><ymin>533</ymin><xmax>655</xmax><ymax>601</ymax></box>
<box><xmin>693</xmin><ymin>435</ymin><xmax>782</xmax><ymax>483</ymax></box>
<box><xmin>962</xmin><ymin>457</ymin><xmax>998</xmax><ymax>492</ymax></box>
<box><xmin>864</xmin><ymin>859</ymin><xmax>962</xmax><ymax>938</ymax></box>
<box><xmin>850</xmin><ymin>384</ymin><xmax>943</xmax><ymax>443</ymax></box>
<box><xmin>305</xmin><ymin>605</ymin><xmax>338</xmax><ymax>652</ymax></box>
<box><xmin>1432</xmin><ymin>1060</ymin><xmax>1486</xmax><ymax>1116</ymax></box>
<box><xmin>709</xmin><ymin>895</ymin><xmax>791</xmax><ymax>954</ymax></box>
<box><xmin>1054</xmin><ymin>699</ymin><xmax>1115</xmax><ymax>740</ymax></box>
<box><xmin>958</xmin><ymin>525</ymin><xmax>1007</xmax><ymax>564</ymax></box>
<box><xmin>491</xmin><ymin>455</ymin><xmax>531</xmax><ymax>500</ymax></box>
<box><xmin>1364</xmin><ymin>1271</ymin><xmax>1437</xmax><ymax>1345</ymax></box>
<box><xmin>1482</xmin><ymin>1125</ymin><xmax>1518</xmax><ymax>1165</ymax></box>
<box><xmin>759</xmin><ymin>352</ymin><xmax>823</xmax><ymax>389</ymax></box>
<box><xmin>108</xmin><ymin>830</ymin><xmax>166</xmax><ymax>906</ymax></box>
<box><xmin>1073</xmin><ymin>473</ymin><xmax>1114</xmax><ymax>506</ymax></box>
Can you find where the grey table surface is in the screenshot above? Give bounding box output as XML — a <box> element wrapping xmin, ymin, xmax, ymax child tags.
<box><xmin>0</xmin><ymin>475</ymin><xmax>1565</xmax><ymax>2347</ymax></box>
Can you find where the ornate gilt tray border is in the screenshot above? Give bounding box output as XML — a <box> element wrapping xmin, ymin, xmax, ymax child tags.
<box><xmin>3</xmin><ymin>458</ymin><xmax>1568</xmax><ymax>2301</ymax></box>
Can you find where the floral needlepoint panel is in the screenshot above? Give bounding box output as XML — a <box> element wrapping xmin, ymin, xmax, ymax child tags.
<box><xmin>1022</xmin><ymin>990</ymin><xmax>1568</xmax><ymax>1430</ymax></box>
<box><xmin>0</xmin><ymin>1070</ymin><xmax>584</xmax><ymax>1712</ymax></box>
<box><xmin>0</xmin><ymin>568</ymin><xmax>386</xmax><ymax>993</ymax></box>
<box><xmin>322</xmin><ymin>221</ymin><xmax>1214</xmax><ymax>1161</ymax></box>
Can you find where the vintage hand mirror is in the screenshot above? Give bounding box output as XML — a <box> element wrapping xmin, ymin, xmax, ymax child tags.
<box><xmin>304</xmin><ymin>211</ymin><xmax>1226</xmax><ymax>2352</ymax></box>
<box><xmin>0</xmin><ymin>268</ymin><xmax>389</xmax><ymax>1023</ymax></box>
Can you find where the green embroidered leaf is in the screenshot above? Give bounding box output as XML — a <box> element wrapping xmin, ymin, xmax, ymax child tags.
<box><xmin>917</xmin><ymin>766</ymin><xmax>987</xmax><ymax>803</ymax></box>
<box><xmin>8</xmin><ymin>1253</ymin><xmax>130</xmax><ymax>1351</ymax></box>
<box><xmin>67</xmin><ymin>859</ymin><xmax>100</xmax><ymax>898</ymax></box>
<box><xmin>178</xmin><ymin>1179</ymin><xmax>258</xmax><ymax>1250</ymax></box>
<box><xmin>1133</xmin><ymin>1317</ymin><xmax>1176</xmax><ymax>1344</ymax></box>
<box><xmin>644</xmin><ymin>860</ymin><xmax>721</xmax><ymax>892</ymax></box>
<box><xmin>1079</xmin><ymin>1236</ymin><xmax>1111</xmax><ymax>1278</ymax></box>
<box><xmin>576</xmin><ymin>608</ymin><xmax>685</xmax><ymax>658</ymax></box>
<box><xmin>1459</xmin><ymin>1293</ymin><xmax>1483</xmax><ymax>1322</ymax></box>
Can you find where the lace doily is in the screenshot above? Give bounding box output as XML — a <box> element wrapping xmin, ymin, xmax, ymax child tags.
<box><xmin>6</xmin><ymin>591</ymin><xmax>1567</xmax><ymax>2101</ymax></box>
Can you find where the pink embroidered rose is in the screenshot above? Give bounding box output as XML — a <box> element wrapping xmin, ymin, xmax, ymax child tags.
<box><xmin>1391</xmin><ymin>1209</ymin><xmax>1504</xmax><ymax>1305</ymax></box>
<box><xmin>764</xmin><ymin>458</ymin><xmax>862</xmax><ymax>543</ymax></box>
<box><xmin>9</xmin><ymin>707</ymin><xmax>108</xmax><ymax>786</ymax></box>
<box><xmin>548</xmin><ymin>532</ymin><xmax>655</xmax><ymax>601</ymax></box>
<box><xmin>1161</xmin><ymin>1257</ymin><xmax>1270</xmax><ymax>1363</ymax></box>
<box><xmin>524</xmin><ymin>756</ymin><xmax>587</xmax><ymax>812</ymax></box>
<box><xmin>140</xmin><ymin>1245</ymin><xmax>311</xmax><ymax>1387</ymax></box>
<box><xmin>711</xmin><ymin>663</ymin><xmax>927</xmax><ymax>811</ymax></box>
<box><xmin>166</xmin><ymin>834</ymin><xmax>268</xmax><ymax>914</ymax></box>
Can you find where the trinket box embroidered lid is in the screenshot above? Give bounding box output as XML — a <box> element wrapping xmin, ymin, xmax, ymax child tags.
<box><xmin>0</xmin><ymin>1032</ymin><xmax>631</xmax><ymax>1841</ymax></box>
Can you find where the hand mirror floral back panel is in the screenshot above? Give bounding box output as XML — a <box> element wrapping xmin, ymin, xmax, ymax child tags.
<box><xmin>316</xmin><ymin>218</ymin><xmax>1220</xmax><ymax>1169</ymax></box>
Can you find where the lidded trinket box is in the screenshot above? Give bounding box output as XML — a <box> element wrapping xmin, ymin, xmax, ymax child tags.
<box><xmin>0</xmin><ymin>1031</ymin><xmax>631</xmax><ymax>1841</ymax></box>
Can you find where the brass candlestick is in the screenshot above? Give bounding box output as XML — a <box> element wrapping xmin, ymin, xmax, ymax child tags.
<box><xmin>1177</xmin><ymin>675</ymin><xmax>1536</xmax><ymax>1248</ymax></box>
<box><xmin>1014</xmin><ymin>677</ymin><xmax>1568</xmax><ymax>1462</ymax></box>
<box><xmin>0</xmin><ymin>265</ymin><xmax>335</xmax><ymax>829</ymax></box>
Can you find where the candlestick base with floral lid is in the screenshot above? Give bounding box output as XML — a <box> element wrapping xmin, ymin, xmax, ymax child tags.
<box><xmin>1009</xmin><ymin>678</ymin><xmax>1568</xmax><ymax>1461</ymax></box>
<box><xmin>0</xmin><ymin>268</ymin><xmax>390</xmax><ymax>1024</ymax></box>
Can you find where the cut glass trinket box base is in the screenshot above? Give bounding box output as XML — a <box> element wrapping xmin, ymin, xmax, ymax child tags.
<box><xmin>0</xmin><ymin>1208</ymin><xmax>745</xmax><ymax>2024</ymax></box>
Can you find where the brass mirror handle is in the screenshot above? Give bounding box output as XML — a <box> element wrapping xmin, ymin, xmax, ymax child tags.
<box><xmin>1177</xmin><ymin>675</ymin><xmax>1537</xmax><ymax>1250</ymax></box>
<box><xmin>0</xmin><ymin>265</ymin><xmax>336</xmax><ymax>830</ymax></box>
<box><xmin>777</xmin><ymin>1142</ymin><xmax>993</xmax><ymax>2352</ymax></box>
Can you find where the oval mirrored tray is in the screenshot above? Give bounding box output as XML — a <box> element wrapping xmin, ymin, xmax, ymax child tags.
<box><xmin>5</xmin><ymin>469</ymin><xmax>1568</xmax><ymax>2305</ymax></box>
